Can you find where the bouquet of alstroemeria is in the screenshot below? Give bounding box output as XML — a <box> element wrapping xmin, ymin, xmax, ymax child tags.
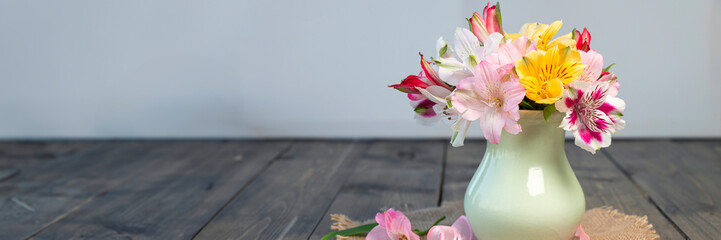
<box><xmin>390</xmin><ymin>2</ymin><xmax>625</xmax><ymax>153</ymax></box>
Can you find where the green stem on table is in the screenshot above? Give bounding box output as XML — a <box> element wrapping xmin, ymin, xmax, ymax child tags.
<box><xmin>320</xmin><ymin>223</ymin><xmax>378</xmax><ymax>240</ymax></box>
<box><xmin>413</xmin><ymin>216</ymin><xmax>446</xmax><ymax>235</ymax></box>
<box><xmin>319</xmin><ymin>215</ymin><xmax>446</xmax><ymax>239</ymax></box>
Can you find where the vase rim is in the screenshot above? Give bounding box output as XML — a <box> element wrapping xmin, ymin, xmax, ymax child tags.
<box><xmin>518</xmin><ymin>110</ymin><xmax>564</xmax><ymax>124</ymax></box>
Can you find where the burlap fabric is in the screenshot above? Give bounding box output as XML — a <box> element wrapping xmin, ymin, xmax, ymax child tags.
<box><xmin>330</xmin><ymin>201</ymin><xmax>659</xmax><ymax>240</ymax></box>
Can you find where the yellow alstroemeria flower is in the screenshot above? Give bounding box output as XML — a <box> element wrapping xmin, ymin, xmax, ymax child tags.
<box><xmin>515</xmin><ymin>45</ymin><xmax>586</xmax><ymax>104</ymax></box>
<box><xmin>506</xmin><ymin>21</ymin><xmax>575</xmax><ymax>51</ymax></box>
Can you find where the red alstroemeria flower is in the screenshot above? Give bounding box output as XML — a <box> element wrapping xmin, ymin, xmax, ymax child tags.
<box><xmin>389</xmin><ymin>54</ymin><xmax>454</xmax><ymax>124</ymax></box>
<box><xmin>389</xmin><ymin>74</ymin><xmax>430</xmax><ymax>95</ymax></box>
<box><xmin>575</xmin><ymin>28</ymin><xmax>591</xmax><ymax>52</ymax></box>
<box><xmin>469</xmin><ymin>2</ymin><xmax>504</xmax><ymax>44</ymax></box>
<box><xmin>483</xmin><ymin>2</ymin><xmax>503</xmax><ymax>34</ymax></box>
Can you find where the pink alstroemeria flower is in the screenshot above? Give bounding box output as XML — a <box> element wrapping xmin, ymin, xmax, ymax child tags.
<box><xmin>577</xmin><ymin>49</ymin><xmax>603</xmax><ymax>84</ymax></box>
<box><xmin>483</xmin><ymin>36</ymin><xmax>536</xmax><ymax>75</ymax></box>
<box><xmin>575</xmin><ymin>225</ymin><xmax>590</xmax><ymax>240</ymax></box>
<box><xmin>367</xmin><ymin>208</ymin><xmax>420</xmax><ymax>240</ymax></box>
<box><xmin>469</xmin><ymin>2</ymin><xmax>503</xmax><ymax>44</ymax></box>
<box><xmin>599</xmin><ymin>72</ymin><xmax>620</xmax><ymax>97</ymax></box>
<box><xmin>451</xmin><ymin>61</ymin><xmax>526</xmax><ymax>144</ymax></box>
<box><xmin>427</xmin><ymin>216</ymin><xmax>477</xmax><ymax>240</ymax></box>
<box><xmin>556</xmin><ymin>81</ymin><xmax>626</xmax><ymax>153</ymax></box>
<box><xmin>575</xmin><ymin>28</ymin><xmax>591</xmax><ymax>52</ymax></box>
<box><xmin>575</xmin><ymin>50</ymin><xmax>620</xmax><ymax>98</ymax></box>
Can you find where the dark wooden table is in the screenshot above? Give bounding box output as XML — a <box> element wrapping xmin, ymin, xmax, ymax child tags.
<box><xmin>0</xmin><ymin>140</ymin><xmax>718</xmax><ymax>239</ymax></box>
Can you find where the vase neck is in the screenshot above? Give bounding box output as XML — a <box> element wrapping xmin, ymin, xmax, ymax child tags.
<box><xmin>487</xmin><ymin>111</ymin><xmax>565</xmax><ymax>160</ymax></box>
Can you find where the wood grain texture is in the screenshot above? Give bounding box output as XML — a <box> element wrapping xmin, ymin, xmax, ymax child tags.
<box><xmin>568</xmin><ymin>142</ymin><xmax>685</xmax><ymax>239</ymax></box>
<box><xmin>29</xmin><ymin>141</ymin><xmax>291</xmax><ymax>240</ymax></box>
<box><xmin>0</xmin><ymin>140</ymin><xmax>714</xmax><ymax>239</ymax></box>
<box><xmin>0</xmin><ymin>142</ymin><xmax>157</xmax><ymax>239</ymax></box>
<box><xmin>193</xmin><ymin>141</ymin><xmax>361</xmax><ymax>240</ymax></box>
<box><xmin>309</xmin><ymin>140</ymin><xmax>447</xmax><ymax>239</ymax></box>
<box><xmin>0</xmin><ymin>142</ymin><xmax>97</xmax><ymax>182</ymax></box>
<box><xmin>441</xmin><ymin>141</ymin><xmax>485</xmax><ymax>202</ymax></box>
<box><xmin>604</xmin><ymin>140</ymin><xmax>721</xmax><ymax>239</ymax></box>
<box><xmin>0</xmin><ymin>142</ymin><xmax>93</xmax><ymax>165</ymax></box>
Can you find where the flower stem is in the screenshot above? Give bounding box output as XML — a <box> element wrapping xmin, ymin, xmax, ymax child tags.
<box><xmin>413</xmin><ymin>216</ymin><xmax>447</xmax><ymax>235</ymax></box>
<box><xmin>320</xmin><ymin>223</ymin><xmax>378</xmax><ymax>240</ymax></box>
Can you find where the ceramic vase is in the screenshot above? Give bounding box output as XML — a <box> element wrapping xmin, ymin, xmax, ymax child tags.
<box><xmin>464</xmin><ymin>110</ymin><xmax>585</xmax><ymax>240</ymax></box>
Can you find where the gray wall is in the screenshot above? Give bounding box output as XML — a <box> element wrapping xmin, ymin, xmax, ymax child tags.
<box><xmin>1</xmin><ymin>0</ymin><xmax>719</xmax><ymax>138</ymax></box>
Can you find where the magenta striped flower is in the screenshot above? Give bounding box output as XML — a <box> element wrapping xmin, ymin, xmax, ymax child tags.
<box><xmin>556</xmin><ymin>81</ymin><xmax>626</xmax><ymax>153</ymax></box>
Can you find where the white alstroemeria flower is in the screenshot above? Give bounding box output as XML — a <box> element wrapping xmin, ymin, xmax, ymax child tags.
<box><xmin>436</xmin><ymin>29</ymin><xmax>504</xmax><ymax>86</ymax></box>
<box><xmin>433</xmin><ymin>30</ymin><xmax>505</xmax><ymax>147</ymax></box>
<box><xmin>415</xmin><ymin>84</ymin><xmax>470</xmax><ymax>147</ymax></box>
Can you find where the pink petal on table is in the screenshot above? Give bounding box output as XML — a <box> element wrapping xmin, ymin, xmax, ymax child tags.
<box><xmin>427</xmin><ymin>225</ymin><xmax>457</xmax><ymax>240</ymax></box>
<box><xmin>451</xmin><ymin>216</ymin><xmax>477</xmax><ymax>240</ymax></box>
<box><xmin>575</xmin><ymin>225</ymin><xmax>590</xmax><ymax>240</ymax></box>
<box><xmin>366</xmin><ymin>225</ymin><xmax>392</xmax><ymax>240</ymax></box>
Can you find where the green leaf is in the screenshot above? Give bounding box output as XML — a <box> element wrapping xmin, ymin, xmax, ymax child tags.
<box><xmin>320</xmin><ymin>223</ymin><xmax>378</xmax><ymax>240</ymax></box>
<box><xmin>520</xmin><ymin>100</ymin><xmax>534</xmax><ymax>110</ymax></box>
<box><xmin>413</xmin><ymin>216</ymin><xmax>446</xmax><ymax>235</ymax></box>
<box><xmin>543</xmin><ymin>104</ymin><xmax>557</xmax><ymax>123</ymax></box>
<box><xmin>414</xmin><ymin>106</ymin><xmax>429</xmax><ymax>114</ymax></box>
<box><xmin>439</xmin><ymin>44</ymin><xmax>448</xmax><ymax>57</ymax></box>
<box><xmin>602</xmin><ymin>63</ymin><xmax>616</xmax><ymax>72</ymax></box>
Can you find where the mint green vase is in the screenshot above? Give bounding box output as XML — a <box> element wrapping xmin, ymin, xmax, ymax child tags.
<box><xmin>464</xmin><ymin>110</ymin><xmax>585</xmax><ymax>240</ymax></box>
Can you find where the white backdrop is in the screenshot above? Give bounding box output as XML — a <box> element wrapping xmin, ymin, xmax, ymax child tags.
<box><xmin>1</xmin><ymin>0</ymin><xmax>719</xmax><ymax>139</ymax></box>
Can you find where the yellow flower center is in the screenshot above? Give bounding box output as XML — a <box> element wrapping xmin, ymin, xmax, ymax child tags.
<box><xmin>488</xmin><ymin>95</ymin><xmax>502</xmax><ymax>108</ymax></box>
<box><xmin>515</xmin><ymin>46</ymin><xmax>585</xmax><ymax>104</ymax></box>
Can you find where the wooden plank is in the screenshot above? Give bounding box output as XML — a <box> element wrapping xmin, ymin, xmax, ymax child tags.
<box><xmin>193</xmin><ymin>141</ymin><xmax>361</xmax><ymax>240</ymax></box>
<box><xmin>0</xmin><ymin>142</ymin><xmax>93</xmax><ymax>164</ymax></box>
<box><xmin>0</xmin><ymin>142</ymin><xmax>98</xmax><ymax>181</ymax></box>
<box><xmin>441</xmin><ymin>140</ymin><xmax>684</xmax><ymax>239</ymax></box>
<box><xmin>309</xmin><ymin>140</ymin><xmax>446</xmax><ymax>239</ymax></box>
<box><xmin>603</xmin><ymin>140</ymin><xmax>721</xmax><ymax>239</ymax></box>
<box><xmin>0</xmin><ymin>142</ymin><xmax>160</xmax><ymax>239</ymax></box>
<box><xmin>29</xmin><ymin>141</ymin><xmax>291</xmax><ymax>240</ymax></box>
<box><xmin>441</xmin><ymin>141</ymin><xmax>485</xmax><ymax>202</ymax></box>
<box><xmin>673</xmin><ymin>140</ymin><xmax>721</xmax><ymax>161</ymax></box>
<box><xmin>568</xmin><ymin>142</ymin><xmax>685</xmax><ymax>239</ymax></box>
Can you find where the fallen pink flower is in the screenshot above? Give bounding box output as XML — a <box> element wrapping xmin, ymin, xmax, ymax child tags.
<box><xmin>575</xmin><ymin>225</ymin><xmax>590</xmax><ymax>240</ymax></box>
<box><xmin>427</xmin><ymin>216</ymin><xmax>477</xmax><ymax>240</ymax></box>
<box><xmin>366</xmin><ymin>208</ymin><xmax>420</xmax><ymax>240</ymax></box>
